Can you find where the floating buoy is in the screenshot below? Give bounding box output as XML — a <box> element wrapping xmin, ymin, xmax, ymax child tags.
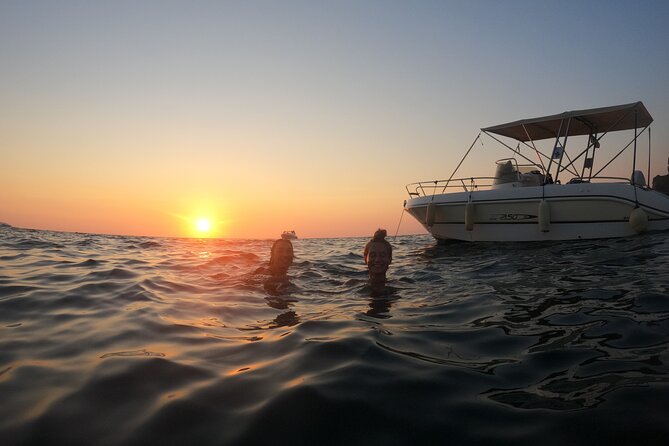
<box><xmin>629</xmin><ymin>207</ymin><xmax>648</xmax><ymax>233</ymax></box>
<box><xmin>426</xmin><ymin>203</ymin><xmax>436</xmax><ymax>227</ymax></box>
<box><xmin>465</xmin><ymin>202</ymin><xmax>475</xmax><ymax>231</ymax></box>
<box><xmin>538</xmin><ymin>200</ymin><xmax>550</xmax><ymax>232</ymax></box>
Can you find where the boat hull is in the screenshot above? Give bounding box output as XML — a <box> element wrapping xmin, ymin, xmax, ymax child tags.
<box><xmin>405</xmin><ymin>183</ymin><xmax>669</xmax><ymax>242</ymax></box>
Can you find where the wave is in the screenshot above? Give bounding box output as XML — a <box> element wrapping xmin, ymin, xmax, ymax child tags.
<box><xmin>1</xmin><ymin>228</ymin><xmax>668</xmax><ymax>445</ymax></box>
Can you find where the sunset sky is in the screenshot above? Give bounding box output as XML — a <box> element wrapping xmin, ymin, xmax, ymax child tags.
<box><xmin>2</xmin><ymin>1</ymin><xmax>668</xmax><ymax>239</ymax></box>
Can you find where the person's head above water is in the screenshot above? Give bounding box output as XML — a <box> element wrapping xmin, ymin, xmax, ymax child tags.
<box><xmin>269</xmin><ymin>239</ymin><xmax>294</xmax><ymax>277</ymax></box>
<box><xmin>364</xmin><ymin>229</ymin><xmax>393</xmax><ymax>285</ymax></box>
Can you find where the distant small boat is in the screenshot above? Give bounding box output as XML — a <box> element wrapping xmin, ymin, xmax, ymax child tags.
<box><xmin>281</xmin><ymin>230</ymin><xmax>298</xmax><ymax>240</ymax></box>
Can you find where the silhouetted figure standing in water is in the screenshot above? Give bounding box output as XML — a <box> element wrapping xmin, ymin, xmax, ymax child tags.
<box><xmin>364</xmin><ymin>229</ymin><xmax>393</xmax><ymax>288</ymax></box>
<box><xmin>262</xmin><ymin>238</ymin><xmax>294</xmax><ymax>296</ymax></box>
<box><xmin>269</xmin><ymin>239</ymin><xmax>294</xmax><ymax>279</ymax></box>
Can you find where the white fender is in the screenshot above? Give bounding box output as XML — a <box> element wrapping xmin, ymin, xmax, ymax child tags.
<box><xmin>465</xmin><ymin>202</ymin><xmax>475</xmax><ymax>231</ymax></box>
<box><xmin>426</xmin><ymin>203</ymin><xmax>436</xmax><ymax>227</ymax></box>
<box><xmin>538</xmin><ymin>200</ymin><xmax>550</xmax><ymax>232</ymax></box>
<box><xmin>629</xmin><ymin>207</ymin><xmax>648</xmax><ymax>233</ymax></box>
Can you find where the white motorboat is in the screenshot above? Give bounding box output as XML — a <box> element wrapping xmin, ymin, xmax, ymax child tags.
<box><xmin>404</xmin><ymin>101</ymin><xmax>669</xmax><ymax>242</ymax></box>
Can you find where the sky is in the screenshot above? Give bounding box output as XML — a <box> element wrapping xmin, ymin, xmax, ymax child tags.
<box><xmin>1</xmin><ymin>0</ymin><xmax>668</xmax><ymax>239</ymax></box>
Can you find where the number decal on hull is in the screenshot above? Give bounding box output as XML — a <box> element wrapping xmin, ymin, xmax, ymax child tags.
<box><xmin>490</xmin><ymin>213</ymin><xmax>537</xmax><ymax>221</ymax></box>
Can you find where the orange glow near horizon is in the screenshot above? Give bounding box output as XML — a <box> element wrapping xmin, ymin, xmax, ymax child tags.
<box><xmin>0</xmin><ymin>181</ymin><xmax>427</xmax><ymax>239</ymax></box>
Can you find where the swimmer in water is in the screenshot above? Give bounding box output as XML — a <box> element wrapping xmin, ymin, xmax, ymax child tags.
<box><xmin>363</xmin><ymin>229</ymin><xmax>393</xmax><ymax>287</ymax></box>
<box><xmin>268</xmin><ymin>238</ymin><xmax>294</xmax><ymax>279</ymax></box>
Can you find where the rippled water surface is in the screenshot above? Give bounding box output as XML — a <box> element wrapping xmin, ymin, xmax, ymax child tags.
<box><xmin>1</xmin><ymin>226</ymin><xmax>669</xmax><ymax>445</ymax></box>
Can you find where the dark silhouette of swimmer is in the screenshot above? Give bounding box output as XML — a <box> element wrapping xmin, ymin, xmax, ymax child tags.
<box><xmin>364</xmin><ymin>229</ymin><xmax>393</xmax><ymax>288</ymax></box>
<box><xmin>264</xmin><ymin>239</ymin><xmax>298</xmax><ymax>326</ymax></box>
<box><xmin>263</xmin><ymin>238</ymin><xmax>294</xmax><ymax>295</ymax></box>
<box><xmin>268</xmin><ymin>238</ymin><xmax>294</xmax><ymax>278</ymax></box>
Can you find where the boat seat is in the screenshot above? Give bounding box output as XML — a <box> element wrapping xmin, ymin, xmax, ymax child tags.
<box><xmin>631</xmin><ymin>170</ymin><xmax>646</xmax><ymax>187</ymax></box>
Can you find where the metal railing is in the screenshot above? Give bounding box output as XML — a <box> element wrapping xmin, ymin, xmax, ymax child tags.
<box><xmin>405</xmin><ymin>176</ymin><xmax>498</xmax><ymax>197</ymax></box>
<box><xmin>406</xmin><ymin>175</ymin><xmax>641</xmax><ymax>198</ymax></box>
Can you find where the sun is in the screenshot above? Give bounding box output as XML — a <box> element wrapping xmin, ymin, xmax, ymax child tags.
<box><xmin>195</xmin><ymin>218</ymin><xmax>211</xmax><ymax>233</ymax></box>
<box><xmin>171</xmin><ymin>210</ymin><xmax>226</xmax><ymax>238</ymax></box>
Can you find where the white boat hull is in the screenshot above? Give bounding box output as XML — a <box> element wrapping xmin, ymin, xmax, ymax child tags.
<box><xmin>405</xmin><ymin>183</ymin><xmax>669</xmax><ymax>242</ymax></box>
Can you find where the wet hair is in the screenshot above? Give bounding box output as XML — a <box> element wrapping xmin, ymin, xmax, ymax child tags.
<box><xmin>364</xmin><ymin>228</ymin><xmax>392</xmax><ymax>263</ymax></box>
<box><xmin>270</xmin><ymin>239</ymin><xmax>294</xmax><ymax>265</ymax></box>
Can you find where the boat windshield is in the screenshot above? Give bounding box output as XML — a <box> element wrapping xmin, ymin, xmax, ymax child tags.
<box><xmin>493</xmin><ymin>159</ymin><xmax>544</xmax><ymax>186</ymax></box>
<box><xmin>493</xmin><ymin>159</ymin><xmax>519</xmax><ymax>185</ymax></box>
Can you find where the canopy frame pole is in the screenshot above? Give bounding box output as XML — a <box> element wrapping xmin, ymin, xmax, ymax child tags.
<box><xmin>562</xmin><ymin>108</ymin><xmax>636</xmax><ymax>178</ymax></box>
<box><xmin>518</xmin><ymin>140</ymin><xmax>565</xmax><ymax>173</ymax></box>
<box><xmin>481</xmin><ymin>131</ymin><xmax>542</xmax><ymax>170</ymax></box>
<box><xmin>441</xmin><ymin>132</ymin><xmax>481</xmax><ymax>193</ymax></box>
<box><xmin>581</xmin><ymin>147</ymin><xmax>589</xmax><ymax>179</ymax></box>
<box><xmin>559</xmin><ymin>145</ymin><xmax>578</xmax><ymax>177</ymax></box>
<box><xmin>521</xmin><ymin>124</ymin><xmax>546</xmax><ymax>172</ymax></box>
<box><xmin>545</xmin><ymin>119</ymin><xmax>564</xmax><ymax>181</ymax></box>
<box><xmin>554</xmin><ymin>118</ymin><xmax>572</xmax><ymax>184</ymax></box>
<box><xmin>632</xmin><ymin>109</ymin><xmax>638</xmax><ymax>183</ymax></box>
<box><xmin>580</xmin><ymin>134</ymin><xmax>592</xmax><ymax>178</ymax></box>
<box><xmin>487</xmin><ymin>122</ymin><xmax>579</xmax><ymax>179</ymax></box>
<box><xmin>562</xmin><ymin>145</ymin><xmax>597</xmax><ymax>181</ymax></box>
<box><xmin>586</xmin><ymin>134</ymin><xmax>599</xmax><ymax>182</ymax></box>
<box><xmin>646</xmin><ymin>129</ymin><xmax>650</xmax><ymax>187</ymax></box>
<box><xmin>592</xmin><ymin>125</ymin><xmax>650</xmax><ymax>177</ymax></box>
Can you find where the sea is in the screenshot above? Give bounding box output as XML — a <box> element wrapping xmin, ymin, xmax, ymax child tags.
<box><xmin>1</xmin><ymin>224</ymin><xmax>669</xmax><ymax>445</ymax></box>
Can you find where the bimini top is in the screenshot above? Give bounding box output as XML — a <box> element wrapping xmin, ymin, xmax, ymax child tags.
<box><xmin>482</xmin><ymin>101</ymin><xmax>652</xmax><ymax>142</ymax></box>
